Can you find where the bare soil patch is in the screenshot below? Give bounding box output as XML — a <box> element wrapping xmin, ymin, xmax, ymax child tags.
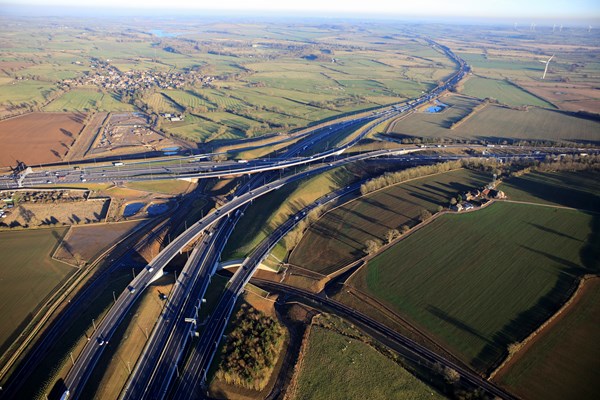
<box><xmin>0</xmin><ymin>198</ymin><xmax>109</xmax><ymax>228</ymax></box>
<box><xmin>53</xmin><ymin>220</ymin><xmax>142</xmax><ymax>266</ymax></box>
<box><xmin>518</xmin><ymin>81</ymin><xmax>600</xmax><ymax>113</ymax></box>
<box><xmin>0</xmin><ymin>112</ymin><xmax>85</xmax><ymax>167</ymax></box>
<box><xmin>88</xmin><ymin>112</ymin><xmax>190</xmax><ymax>158</ymax></box>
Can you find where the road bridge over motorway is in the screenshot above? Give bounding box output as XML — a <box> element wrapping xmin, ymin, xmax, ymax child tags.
<box><xmin>61</xmin><ymin>147</ymin><xmax>422</xmax><ymax>398</ymax></box>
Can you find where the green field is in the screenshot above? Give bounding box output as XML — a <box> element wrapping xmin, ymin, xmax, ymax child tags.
<box><xmin>455</xmin><ymin>105</ymin><xmax>599</xmax><ymax>143</ymax></box>
<box><xmin>500</xmin><ymin>170</ymin><xmax>600</xmax><ymax>211</ymax></box>
<box><xmin>290</xmin><ymin>169</ymin><xmax>490</xmax><ymax>274</ymax></box>
<box><xmin>388</xmin><ymin>98</ymin><xmax>599</xmax><ymax>143</ymax></box>
<box><xmin>0</xmin><ymin>20</ymin><xmax>456</xmax><ymax>142</ymax></box>
<box><xmin>461</xmin><ymin>76</ymin><xmax>552</xmax><ymax>108</ymax></box>
<box><xmin>0</xmin><ymin>80</ymin><xmax>57</xmax><ymax>106</ymax></box>
<box><xmin>0</xmin><ymin>228</ymin><xmax>74</xmax><ymax>353</ymax></box>
<box><xmin>351</xmin><ymin>201</ymin><xmax>596</xmax><ymax>372</ymax></box>
<box><xmin>144</xmin><ymin>92</ymin><xmax>182</xmax><ymax>114</ymax></box>
<box><xmin>291</xmin><ymin>325</ymin><xmax>444</xmax><ymax>400</ymax></box>
<box><xmin>44</xmin><ymin>88</ymin><xmax>134</xmax><ymax>112</ymax></box>
<box><xmin>496</xmin><ymin>278</ymin><xmax>600</xmax><ymax>400</ymax></box>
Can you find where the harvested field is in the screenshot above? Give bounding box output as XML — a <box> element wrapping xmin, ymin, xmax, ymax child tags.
<box><xmin>0</xmin><ymin>112</ymin><xmax>85</xmax><ymax>167</ymax></box>
<box><xmin>0</xmin><ymin>199</ymin><xmax>109</xmax><ymax>229</ymax></box>
<box><xmin>53</xmin><ymin>220</ymin><xmax>142</xmax><ymax>265</ymax></box>
<box><xmin>518</xmin><ymin>81</ymin><xmax>600</xmax><ymax>114</ymax></box>
<box><xmin>0</xmin><ymin>228</ymin><xmax>74</xmax><ymax>354</ymax></box>
<box><xmin>289</xmin><ymin>324</ymin><xmax>443</xmax><ymax>400</ymax></box>
<box><xmin>290</xmin><ymin>169</ymin><xmax>490</xmax><ymax>274</ymax></box>
<box><xmin>495</xmin><ymin>277</ymin><xmax>600</xmax><ymax>400</ymax></box>
<box><xmin>350</xmin><ymin>202</ymin><xmax>596</xmax><ymax>373</ymax></box>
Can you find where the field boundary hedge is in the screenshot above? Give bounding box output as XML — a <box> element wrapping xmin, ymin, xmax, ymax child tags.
<box><xmin>489</xmin><ymin>274</ymin><xmax>598</xmax><ymax>380</ymax></box>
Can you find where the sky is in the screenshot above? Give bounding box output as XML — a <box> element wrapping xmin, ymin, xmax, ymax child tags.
<box><xmin>1</xmin><ymin>0</ymin><xmax>599</xmax><ymax>20</ymax></box>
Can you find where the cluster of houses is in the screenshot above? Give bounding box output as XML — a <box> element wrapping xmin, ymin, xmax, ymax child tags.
<box><xmin>451</xmin><ymin>187</ymin><xmax>506</xmax><ymax>212</ymax></box>
<box><xmin>160</xmin><ymin>113</ymin><xmax>185</xmax><ymax>122</ymax></box>
<box><xmin>0</xmin><ymin>197</ymin><xmax>13</xmax><ymax>218</ymax></box>
<box><xmin>63</xmin><ymin>59</ymin><xmax>214</xmax><ymax>94</ymax></box>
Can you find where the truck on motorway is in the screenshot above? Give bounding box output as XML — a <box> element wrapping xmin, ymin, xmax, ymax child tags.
<box><xmin>113</xmin><ymin>161</ymin><xmax>124</xmax><ymax>166</ymax></box>
<box><xmin>237</xmin><ymin>159</ymin><xmax>248</xmax><ymax>163</ymax></box>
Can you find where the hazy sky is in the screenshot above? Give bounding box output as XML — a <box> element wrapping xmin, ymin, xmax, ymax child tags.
<box><xmin>2</xmin><ymin>0</ymin><xmax>599</xmax><ymax>19</ymax></box>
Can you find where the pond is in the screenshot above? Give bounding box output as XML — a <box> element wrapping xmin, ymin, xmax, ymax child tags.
<box><xmin>426</xmin><ymin>105</ymin><xmax>443</xmax><ymax>113</ymax></box>
<box><xmin>149</xmin><ymin>29</ymin><xmax>180</xmax><ymax>38</ymax></box>
<box><xmin>146</xmin><ymin>203</ymin><xmax>170</xmax><ymax>216</ymax></box>
<box><xmin>123</xmin><ymin>202</ymin><xmax>145</xmax><ymax>217</ymax></box>
<box><xmin>162</xmin><ymin>146</ymin><xmax>180</xmax><ymax>156</ymax></box>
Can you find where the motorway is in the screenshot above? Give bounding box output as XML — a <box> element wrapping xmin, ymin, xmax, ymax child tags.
<box><xmin>12</xmin><ymin>36</ymin><xmax>570</xmax><ymax>399</ymax></box>
<box><xmin>121</xmin><ymin>219</ymin><xmax>231</xmax><ymax>400</ymax></box>
<box><xmin>61</xmin><ymin>146</ymin><xmax>424</xmax><ymax>398</ymax></box>
<box><xmin>0</xmin><ymin>116</ymin><xmax>380</xmax><ymax>190</ymax></box>
<box><xmin>171</xmin><ymin>182</ymin><xmax>363</xmax><ymax>399</ymax></box>
<box><xmin>117</xmin><ymin>112</ymin><xmax>384</xmax><ymax>399</ymax></box>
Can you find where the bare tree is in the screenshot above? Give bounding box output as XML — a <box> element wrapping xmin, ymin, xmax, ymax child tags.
<box><xmin>364</xmin><ymin>239</ymin><xmax>382</xmax><ymax>255</ymax></box>
<box><xmin>419</xmin><ymin>209</ymin><xmax>432</xmax><ymax>222</ymax></box>
<box><xmin>385</xmin><ymin>229</ymin><xmax>400</xmax><ymax>244</ymax></box>
<box><xmin>443</xmin><ymin>367</ymin><xmax>460</xmax><ymax>384</ymax></box>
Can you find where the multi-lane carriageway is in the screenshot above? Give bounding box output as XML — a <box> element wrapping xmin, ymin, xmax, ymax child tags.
<box><xmin>62</xmin><ymin>147</ymin><xmax>422</xmax><ymax>398</ymax></box>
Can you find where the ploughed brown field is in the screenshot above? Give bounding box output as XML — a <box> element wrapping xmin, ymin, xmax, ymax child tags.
<box><xmin>0</xmin><ymin>112</ymin><xmax>85</xmax><ymax>167</ymax></box>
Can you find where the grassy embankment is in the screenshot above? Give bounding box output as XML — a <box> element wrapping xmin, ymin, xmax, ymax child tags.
<box><xmin>221</xmin><ymin>161</ymin><xmax>408</xmax><ymax>262</ymax></box>
<box><xmin>80</xmin><ymin>281</ymin><xmax>173</xmax><ymax>400</ymax></box>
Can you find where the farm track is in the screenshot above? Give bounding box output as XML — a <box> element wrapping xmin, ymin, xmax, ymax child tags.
<box><xmin>498</xmin><ymin>199</ymin><xmax>600</xmax><ymax>213</ymax></box>
<box><xmin>64</xmin><ymin>112</ymin><xmax>108</xmax><ymax>162</ymax></box>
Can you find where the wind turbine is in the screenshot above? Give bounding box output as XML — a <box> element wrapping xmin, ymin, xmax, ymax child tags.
<box><xmin>540</xmin><ymin>54</ymin><xmax>555</xmax><ymax>80</ymax></box>
<box><xmin>559</xmin><ymin>24</ymin><xmax>563</xmax><ymax>32</ymax></box>
<box><xmin>589</xmin><ymin>25</ymin><xmax>592</xmax><ymax>33</ymax></box>
<box><xmin>552</xmin><ymin>24</ymin><xmax>556</xmax><ymax>32</ymax></box>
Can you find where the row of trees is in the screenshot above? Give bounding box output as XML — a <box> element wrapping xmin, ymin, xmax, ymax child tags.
<box><xmin>285</xmin><ymin>205</ymin><xmax>325</xmax><ymax>251</ymax></box>
<box><xmin>363</xmin><ymin>211</ymin><xmax>431</xmax><ymax>255</ymax></box>
<box><xmin>360</xmin><ymin>160</ymin><xmax>464</xmax><ymax>195</ymax></box>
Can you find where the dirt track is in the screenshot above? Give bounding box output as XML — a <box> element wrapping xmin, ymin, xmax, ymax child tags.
<box><xmin>64</xmin><ymin>112</ymin><xmax>108</xmax><ymax>161</ymax></box>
